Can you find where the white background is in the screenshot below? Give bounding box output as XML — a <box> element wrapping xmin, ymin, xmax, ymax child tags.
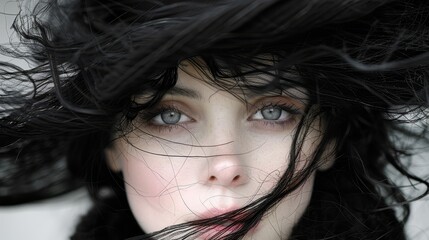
<box><xmin>0</xmin><ymin>0</ymin><xmax>428</xmax><ymax>239</ymax></box>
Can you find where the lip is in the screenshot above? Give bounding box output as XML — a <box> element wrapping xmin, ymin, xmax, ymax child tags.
<box><xmin>199</xmin><ymin>207</ymin><xmax>240</xmax><ymax>219</ymax></box>
<box><xmin>197</xmin><ymin>223</ymin><xmax>242</xmax><ymax>240</ymax></box>
<box><xmin>195</xmin><ymin>208</ymin><xmax>258</xmax><ymax>239</ymax></box>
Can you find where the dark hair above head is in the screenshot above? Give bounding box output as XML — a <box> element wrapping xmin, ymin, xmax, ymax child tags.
<box><xmin>1</xmin><ymin>0</ymin><xmax>429</xmax><ymax>239</ymax></box>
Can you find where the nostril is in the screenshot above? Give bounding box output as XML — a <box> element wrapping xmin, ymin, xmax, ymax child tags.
<box><xmin>232</xmin><ymin>175</ymin><xmax>240</xmax><ymax>182</ymax></box>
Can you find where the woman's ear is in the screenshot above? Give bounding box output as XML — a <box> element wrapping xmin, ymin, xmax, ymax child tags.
<box><xmin>105</xmin><ymin>145</ymin><xmax>123</xmax><ymax>172</ymax></box>
<box><xmin>317</xmin><ymin>140</ymin><xmax>336</xmax><ymax>171</ymax></box>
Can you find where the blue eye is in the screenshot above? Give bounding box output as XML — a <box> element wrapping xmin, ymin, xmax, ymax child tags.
<box><xmin>251</xmin><ymin>105</ymin><xmax>292</xmax><ymax>121</ymax></box>
<box><xmin>161</xmin><ymin>110</ymin><xmax>181</xmax><ymax>124</ymax></box>
<box><xmin>261</xmin><ymin>106</ymin><xmax>282</xmax><ymax>120</ymax></box>
<box><xmin>152</xmin><ymin>109</ymin><xmax>191</xmax><ymax>125</ymax></box>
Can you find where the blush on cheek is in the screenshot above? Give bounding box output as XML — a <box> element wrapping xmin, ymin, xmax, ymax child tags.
<box><xmin>122</xmin><ymin>155</ymin><xmax>177</xmax><ymax>210</ymax></box>
<box><xmin>121</xmin><ymin>156</ymin><xmax>177</xmax><ymax>232</ymax></box>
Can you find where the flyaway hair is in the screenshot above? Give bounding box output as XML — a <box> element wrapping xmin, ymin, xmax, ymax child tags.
<box><xmin>1</xmin><ymin>0</ymin><xmax>429</xmax><ymax>239</ymax></box>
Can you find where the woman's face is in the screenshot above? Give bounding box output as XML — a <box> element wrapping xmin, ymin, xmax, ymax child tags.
<box><xmin>108</xmin><ymin>63</ymin><xmax>324</xmax><ymax>239</ymax></box>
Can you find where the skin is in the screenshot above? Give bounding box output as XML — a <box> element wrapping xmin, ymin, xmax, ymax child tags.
<box><xmin>108</xmin><ymin>62</ymin><xmax>327</xmax><ymax>239</ymax></box>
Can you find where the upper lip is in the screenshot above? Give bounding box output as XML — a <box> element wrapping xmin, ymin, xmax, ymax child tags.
<box><xmin>199</xmin><ymin>207</ymin><xmax>241</xmax><ymax>220</ymax></box>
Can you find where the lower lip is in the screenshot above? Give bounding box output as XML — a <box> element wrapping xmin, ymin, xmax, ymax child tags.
<box><xmin>197</xmin><ymin>223</ymin><xmax>258</xmax><ymax>240</ymax></box>
<box><xmin>198</xmin><ymin>225</ymin><xmax>240</xmax><ymax>240</ymax></box>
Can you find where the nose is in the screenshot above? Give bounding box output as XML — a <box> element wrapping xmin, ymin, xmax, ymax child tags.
<box><xmin>200</xmin><ymin>104</ymin><xmax>250</xmax><ymax>187</ymax></box>
<box><xmin>205</xmin><ymin>153</ymin><xmax>249</xmax><ymax>187</ymax></box>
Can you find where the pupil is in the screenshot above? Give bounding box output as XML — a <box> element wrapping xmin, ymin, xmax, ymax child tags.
<box><xmin>261</xmin><ymin>107</ymin><xmax>281</xmax><ymax>120</ymax></box>
<box><xmin>161</xmin><ymin>110</ymin><xmax>181</xmax><ymax>124</ymax></box>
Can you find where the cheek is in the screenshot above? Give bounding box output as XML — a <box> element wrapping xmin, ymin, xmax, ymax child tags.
<box><xmin>119</xmin><ymin>146</ymin><xmax>195</xmax><ymax>232</ymax></box>
<box><xmin>249</xmin><ymin>135</ymin><xmax>294</xmax><ymax>182</ymax></box>
<box><xmin>122</xmin><ymin>155</ymin><xmax>167</xmax><ymax>196</ymax></box>
<box><xmin>119</xmin><ymin>136</ymin><xmax>194</xmax><ymax>197</ymax></box>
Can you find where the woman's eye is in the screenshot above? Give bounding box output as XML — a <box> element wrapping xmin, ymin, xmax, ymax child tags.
<box><xmin>152</xmin><ymin>109</ymin><xmax>191</xmax><ymax>125</ymax></box>
<box><xmin>261</xmin><ymin>106</ymin><xmax>282</xmax><ymax>120</ymax></box>
<box><xmin>252</xmin><ymin>106</ymin><xmax>290</xmax><ymax>121</ymax></box>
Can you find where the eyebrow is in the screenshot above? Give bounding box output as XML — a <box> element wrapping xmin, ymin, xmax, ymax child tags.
<box><xmin>165</xmin><ymin>86</ymin><xmax>202</xmax><ymax>100</ymax></box>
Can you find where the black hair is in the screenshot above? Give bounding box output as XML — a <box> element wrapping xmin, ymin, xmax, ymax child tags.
<box><xmin>1</xmin><ymin>0</ymin><xmax>429</xmax><ymax>239</ymax></box>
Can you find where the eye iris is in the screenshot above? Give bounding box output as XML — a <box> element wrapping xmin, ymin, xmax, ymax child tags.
<box><xmin>261</xmin><ymin>106</ymin><xmax>282</xmax><ymax>120</ymax></box>
<box><xmin>161</xmin><ymin>110</ymin><xmax>181</xmax><ymax>124</ymax></box>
